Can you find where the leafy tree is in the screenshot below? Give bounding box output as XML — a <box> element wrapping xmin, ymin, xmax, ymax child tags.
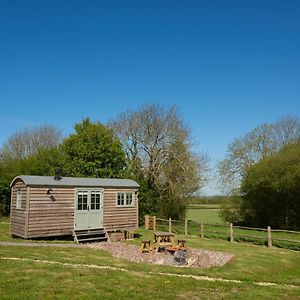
<box><xmin>0</xmin><ymin>162</ymin><xmax>10</xmax><ymax>215</ymax></box>
<box><xmin>240</xmin><ymin>142</ymin><xmax>300</xmax><ymax>230</ymax></box>
<box><xmin>0</xmin><ymin>119</ymin><xmax>127</xmax><ymax>215</ymax></box>
<box><xmin>23</xmin><ymin>147</ymin><xmax>64</xmax><ymax>176</ymax></box>
<box><xmin>219</xmin><ymin>195</ymin><xmax>243</xmax><ymax>224</ymax></box>
<box><xmin>0</xmin><ymin>146</ymin><xmax>65</xmax><ymax>215</ymax></box>
<box><xmin>111</xmin><ymin>104</ymin><xmax>208</xmax><ymax>220</ymax></box>
<box><xmin>218</xmin><ymin>116</ymin><xmax>300</xmax><ymax>194</ymax></box>
<box><xmin>61</xmin><ymin>118</ymin><xmax>127</xmax><ymax>178</ymax></box>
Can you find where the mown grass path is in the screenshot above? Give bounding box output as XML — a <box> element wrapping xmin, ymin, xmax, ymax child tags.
<box><xmin>1</xmin><ymin>256</ymin><xmax>298</xmax><ymax>289</ymax></box>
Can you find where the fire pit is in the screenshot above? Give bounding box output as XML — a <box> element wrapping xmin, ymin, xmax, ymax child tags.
<box><xmin>173</xmin><ymin>250</ymin><xmax>188</xmax><ymax>265</ymax></box>
<box><xmin>165</xmin><ymin>245</ymin><xmax>188</xmax><ymax>265</ymax></box>
<box><xmin>87</xmin><ymin>242</ymin><xmax>235</xmax><ymax>268</ymax></box>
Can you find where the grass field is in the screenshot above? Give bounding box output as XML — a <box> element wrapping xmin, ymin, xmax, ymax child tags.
<box><xmin>186</xmin><ymin>206</ymin><xmax>223</xmax><ymax>224</ymax></box>
<box><xmin>0</xmin><ymin>220</ymin><xmax>299</xmax><ymax>299</ymax></box>
<box><xmin>187</xmin><ymin>204</ymin><xmax>222</xmax><ymax>209</ymax></box>
<box><xmin>157</xmin><ymin>207</ymin><xmax>300</xmax><ymax>250</ymax></box>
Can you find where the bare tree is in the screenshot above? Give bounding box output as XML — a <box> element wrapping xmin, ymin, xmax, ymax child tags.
<box><xmin>1</xmin><ymin>124</ymin><xmax>62</xmax><ymax>160</ymax></box>
<box><xmin>218</xmin><ymin>115</ymin><xmax>300</xmax><ymax>194</ymax></box>
<box><xmin>111</xmin><ymin>104</ymin><xmax>209</xmax><ymax>218</ymax></box>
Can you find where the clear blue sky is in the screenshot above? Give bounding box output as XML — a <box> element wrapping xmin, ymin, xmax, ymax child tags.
<box><xmin>1</xmin><ymin>1</ymin><xmax>300</xmax><ymax>194</ymax></box>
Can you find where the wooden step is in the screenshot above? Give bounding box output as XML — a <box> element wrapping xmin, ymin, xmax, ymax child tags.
<box><xmin>77</xmin><ymin>236</ymin><xmax>108</xmax><ymax>242</ymax></box>
<box><xmin>76</xmin><ymin>230</ymin><xmax>106</xmax><ymax>237</ymax></box>
<box><xmin>73</xmin><ymin>228</ymin><xmax>109</xmax><ymax>244</ymax></box>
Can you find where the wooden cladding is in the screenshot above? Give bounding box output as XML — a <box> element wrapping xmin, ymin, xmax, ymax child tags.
<box><xmin>10</xmin><ymin>179</ymin><xmax>139</xmax><ymax>238</ymax></box>
<box><xmin>103</xmin><ymin>188</ymin><xmax>138</xmax><ymax>230</ymax></box>
<box><xmin>26</xmin><ymin>187</ymin><xmax>75</xmax><ymax>238</ymax></box>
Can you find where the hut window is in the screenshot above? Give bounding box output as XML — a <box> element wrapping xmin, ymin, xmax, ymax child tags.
<box><xmin>91</xmin><ymin>191</ymin><xmax>101</xmax><ymax>210</ymax></box>
<box><xmin>126</xmin><ymin>193</ymin><xmax>133</xmax><ymax>206</ymax></box>
<box><xmin>116</xmin><ymin>192</ymin><xmax>134</xmax><ymax>207</ymax></box>
<box><xmin>77</xmin><ymin>191</ymin><xmax>88</xmax><ymax>211</ymax></box>
<box><xmin>16</xmin><ymin>190</ymin><xmax>22</xmax><ymax>209</ymax></box>
<box><xmin>117</xmin><ymin>193</ymin><xmax>125</xmax><ymax>206</ymax></box>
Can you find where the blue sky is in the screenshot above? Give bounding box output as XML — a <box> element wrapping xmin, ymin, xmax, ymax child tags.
<box><xmin>1</xmin><ymin>1</ymin><xmax>300</xmax><ymax>194</ymax></box>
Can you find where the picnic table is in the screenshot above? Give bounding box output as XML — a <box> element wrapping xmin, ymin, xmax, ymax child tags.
<box><xmin>153</xmin><ymin>231</ymin><xmax>174</xmax><ymax>247</ymax></box>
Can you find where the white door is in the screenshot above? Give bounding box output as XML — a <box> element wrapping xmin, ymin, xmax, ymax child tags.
<box><xmin>75</xmin><ymin>189</ymin><xmax>103</xmax><ymax>230</ymax></box>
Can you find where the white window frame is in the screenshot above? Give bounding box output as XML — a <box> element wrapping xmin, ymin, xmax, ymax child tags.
<box><xmin>90</xmin><ymin>190</ymin><xmax>102</xmax><ymax>210</ymax></box>
<box><xmin>16</xmin><ymin>190</ymin><xmax>22</xmax><ymax>209</ymax></box>
<box><xmin>75</xmin><ymin>188</ymin><xmax>103</xmax><ymax>211</ymax></box>
<box><xmin>116</xmin><ymin>192</ymin><xmax>134</xmax><ymax>207</ymax></box>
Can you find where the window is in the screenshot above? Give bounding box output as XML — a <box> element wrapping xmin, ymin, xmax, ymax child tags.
<box><xmin>91</xmin><ymin>191</ymin><xmax>101</xmax><ymax>210</ymax></box>
<box><xmin>77</xmin><ymin>191</ymin><xmax>88</xmax><ymax>210</ymax></box>
<box><xmin>16</xmin><ymin>190</ymin><xmax>22</xmax><ymax>209</ymax></box>
<box><xmin>76</xmin><ymin>189</ymin><xmax>102</xmax><ymax>211</ymax></box>
<box><xmin>116</xmin><ymin>192</ymin><xmax>134</xmax><ymax>207</ymax></box>
<box><xmin>126</xmin><ymin>193</ymin><xmax>133</xmax><ymax>206</ymax></box>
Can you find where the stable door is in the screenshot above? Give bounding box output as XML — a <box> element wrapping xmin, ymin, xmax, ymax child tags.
<box><xmin>75</xmin><ymin>189</ymin><xmax>103</xmax><ymax>230</ymax></box>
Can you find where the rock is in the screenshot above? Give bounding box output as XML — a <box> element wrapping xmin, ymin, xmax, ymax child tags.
<box><xmin>174</xmin><ymin>250</ymin><xmax>188</xmax><ymax>265</ymax></box>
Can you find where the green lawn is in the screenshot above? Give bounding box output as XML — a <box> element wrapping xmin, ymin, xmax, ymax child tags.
<box><xmin>0</xmin><ymin>221</ymin><xmax>299</xmax><ymax>299</ymax></box>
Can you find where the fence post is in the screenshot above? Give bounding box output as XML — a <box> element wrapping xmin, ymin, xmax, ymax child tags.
<box><xmin>267</xmin><ymin>226</ymin><xmax>272</xmax><ymax>248</ymax></box>
<box><xmin>200</xmin><ymin>221</ymin><xmax>204</xmax><ymax>239</ymax></box>
<box><xmin>185</xmin><ymin>218</ymin><xmax>188</xmax><ymax>235</ymax></box>
<box><xmin>153</xmin><ymin>216</ymin><xmax>156</xmax><ymax>231</ymax></box>
<box><xmin>169</xmin><ymin>217</ymin><xmax>172</xmax><ymax>233</ymax></box>
<box><xmin>145</xmin><ymin>215</ymin><xmax>149</xmax><ymax>230</ymax></box>
<box><xmin>229</xmin><ymin>223</ymin><xmax>234</xmax><ymax>242</ymax></box>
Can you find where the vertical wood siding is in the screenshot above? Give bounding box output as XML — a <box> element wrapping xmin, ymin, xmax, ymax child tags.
<box><xmin>10</xmin><ymin>179</ymin><xmax>27</xmax><ymax>238</ymax></box>
<box><xmin>103</xmin><ymin>188</ymin><xmax>138</xmax><ymax>230</ymax></box>
<box><xmin>27</xmin><ymin>187</ymin><xmax>75</xmax><ymax>238</ymax></box>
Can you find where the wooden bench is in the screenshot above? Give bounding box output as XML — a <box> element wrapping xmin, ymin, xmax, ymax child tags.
<box><xmin>141</xmin><ymin>240</ymin><xmax>151</xmax><ymax>253</ymax></box>
<box><xmin>153</xmin><ymin>231</ymin><xmax>174</xmax><ymax>247</ymax></box>
<box><xmin>177</xmin><ymin>239</ymin><xmax>187</xmax><ymax>248</ymax></box>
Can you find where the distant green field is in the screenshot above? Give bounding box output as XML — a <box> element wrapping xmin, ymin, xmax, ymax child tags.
<box><xmin>186</xmin><ymin>207</ymin><xmax>223</xmax><ymax>224</ymax></box>
<box><xmin>187</xmin><ymin>204</ymin><xmax>221</xmax><ymax>209</ymax></box>
<box><xmin>183</xmin><ymin>207</ymin><xmax>300</xmax><ymax>250</ymax></box>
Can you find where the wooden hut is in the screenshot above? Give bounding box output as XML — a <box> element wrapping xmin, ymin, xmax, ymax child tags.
<box><xmin>10</xmin><ymin>175</ymin><xmax>139</xmax><ymax>242</ymax></box>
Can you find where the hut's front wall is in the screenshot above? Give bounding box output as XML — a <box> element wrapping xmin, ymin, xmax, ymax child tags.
<box><xmin>26</xmin><ymin>186</ymin><xmax>138</xmax><ymax>238</ymax></box>
<box><xmin>10</xmin><ymin>179</ymin><xmax>27</xmax><ymax>238</ymax></box>
<box><xmin>27</xmin><ymin>187</ymin><xmax>75</xmax><ymax>238</ymax></box>
<box><xmin>11</xmin><ymin>180</ymin><xmax>139</xmax><ymax>239</ymax></box>
<box><xmin>103</xmin><ymin>188</ymin><xmax>138</xmax><ymax>230</ymax></box>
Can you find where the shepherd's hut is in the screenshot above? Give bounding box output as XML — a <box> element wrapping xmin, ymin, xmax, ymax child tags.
<box><xmin>10</xmin><ymin>175</ymin><xmax>139</xmax><ymax>242</ymax></box>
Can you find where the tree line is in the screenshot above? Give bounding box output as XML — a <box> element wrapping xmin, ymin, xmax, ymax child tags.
<box><xmin>0</xmin><ymin>104</ymin><xmax>208</xmax><ymax>222</ymax></box>
<box><xmin>219</xmin><ymin>116</ymin><xmax>300</xmax><ymax>230</ymax></box>
<box><xmin>1</xmin><ymin>105</ymin><xmax>299</xmax><ymax>230</ymax></box>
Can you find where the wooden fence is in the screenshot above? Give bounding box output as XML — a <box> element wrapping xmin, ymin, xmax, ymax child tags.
<box><xmin>144</xmin><ymin>215</ymin><xmax>300</xmax><ymax>249</ymax></box>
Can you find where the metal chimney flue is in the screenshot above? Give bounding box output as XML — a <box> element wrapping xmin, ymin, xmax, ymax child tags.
<box><xmin>54</xmin><ymin>169</ymin><xmax>62</xmax><ymax>180</ymax></box>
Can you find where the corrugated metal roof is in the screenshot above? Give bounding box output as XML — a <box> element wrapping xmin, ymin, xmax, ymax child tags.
<box><xmin>10</xmin><ymin>175</ymin><xmax>139</xmax><ymax>188</ymax></box>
